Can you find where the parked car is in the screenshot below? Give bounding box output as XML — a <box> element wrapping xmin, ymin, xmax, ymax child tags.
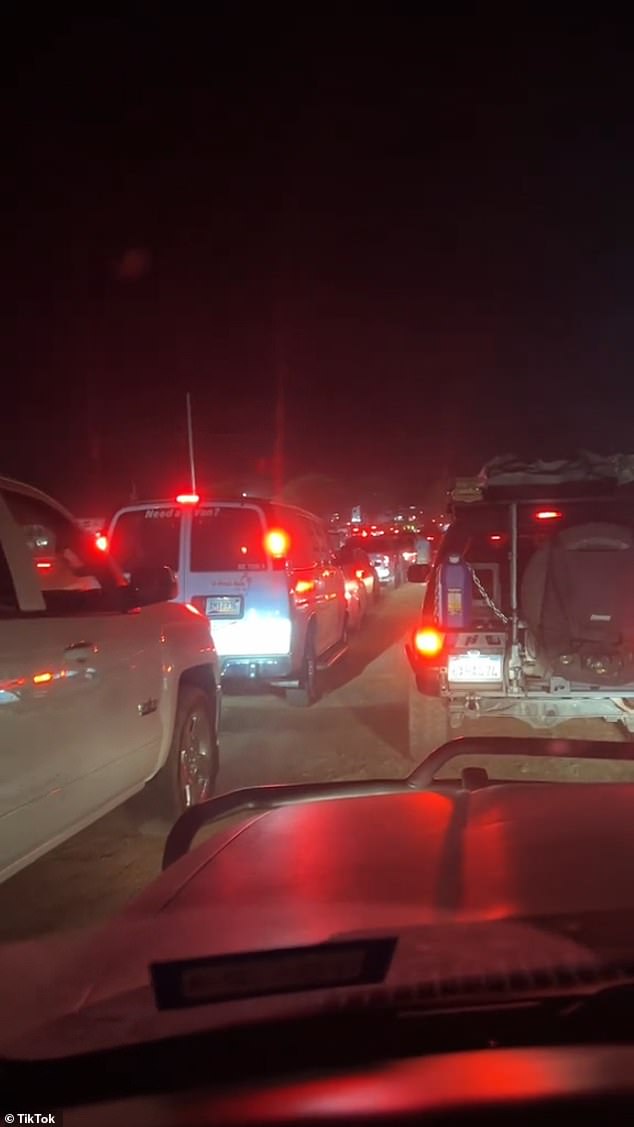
<box><xmin>108</xmin><ymin>494</ymin><xmax>348</xmax><ymax>706</ymax></box>
<box><xmin>0</xmin><ymin>477</ymin><xmax>221</xmax><ymax>884</ymax></box>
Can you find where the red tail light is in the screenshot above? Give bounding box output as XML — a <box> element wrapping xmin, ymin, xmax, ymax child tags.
<box><xmin>355</xmin><ymin>568</ymin><xmax>366</xmax><ymax>579</ymax></box>
<box><xmin>414</xmin><ymin>626</ymin><xmax>444</xmax><ymax>657</ymax></box>
<box><xmin>534</xmin><ymin>509</ymin><xmax>562</xmax><ymax>521</ymax></box>
<box><xmin>35</xmin><ymin>560</ymin><xmax>53</xmax><ymax>570</ymax></box>
<box><xmin>265</xmin><ymin>529</ymin><xmax>290</xmax><ymax>558</ymax></box>
<box><xmin>95</xmin><ymin>533</ymin><xmax>109</xmax><ymax>552</ymax></box>
<box><xmin>176</xmin><ymin>493</ymin><xmax>200</xmax><ymax>505</ymax></box>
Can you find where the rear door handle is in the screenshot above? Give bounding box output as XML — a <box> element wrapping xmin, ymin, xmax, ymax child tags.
<box><xmin>64</xmin><ymin>641</ymin><xmax>96</xmax><ymax>662</ymax></box>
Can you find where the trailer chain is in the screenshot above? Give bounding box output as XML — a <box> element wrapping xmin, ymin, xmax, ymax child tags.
<box><xmin>468</xmin><ymin>565</ymin><xmax>510</xmax><ymax>624</ymax></box>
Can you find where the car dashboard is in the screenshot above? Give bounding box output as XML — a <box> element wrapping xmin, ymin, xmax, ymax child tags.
<box><xmin>61</xmin><ymin>1044</ymin><xmax>634</xmax><ymax>1124</ymax></box>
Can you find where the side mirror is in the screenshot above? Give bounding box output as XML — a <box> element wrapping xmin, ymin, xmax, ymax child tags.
<box><xmin>408</xmin><ymin>563</ymin><xmax>430</xmax><ymax>584</ymax></box>
<box><xmin>127</xmin><ymin>566</ymin><xmax>178</xmax><ymax>606</ymax></box>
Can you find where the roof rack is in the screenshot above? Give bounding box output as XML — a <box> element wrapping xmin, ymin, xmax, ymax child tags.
<box><xmin>450</xmin><ymin>478</ymin><xmax>483</xmax><ymax>504</ymax></box>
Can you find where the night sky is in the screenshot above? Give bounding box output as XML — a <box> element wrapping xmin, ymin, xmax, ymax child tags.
<box><xmin>4</xmin><ymin>11</ymin><xmax>634</xmax><ymax>515</ymax></box>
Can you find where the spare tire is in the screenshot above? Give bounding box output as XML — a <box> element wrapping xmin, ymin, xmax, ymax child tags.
<box><xmin>521</xmin><ymin>544</ymin><xmax>550</xmax><ymax>637</ymax></box>
<box><xmin>521</xmin><ymin>522</ymin><xmax>634</xmax><ymax>636</ymax></box>
<box><xmin>558</xmin><ymin>522</ymin><xmax>632</xmax><ymax>551</ymax></box>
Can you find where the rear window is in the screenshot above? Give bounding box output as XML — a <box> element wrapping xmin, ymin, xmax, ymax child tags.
<box><xmin>191</xmin><ymin>507</ymin><xmax>266</xmax><ymax>572</ymax></box>
<box><xmin>110</xmin><ymin>509</ymin><xmax>181</xmax><ymax>573</ymax></box>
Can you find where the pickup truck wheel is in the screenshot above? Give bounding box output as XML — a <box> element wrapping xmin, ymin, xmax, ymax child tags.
<box><xmin>151</xmin><ymin>685</ymin><xmax>219</xmax><ymax>818</ymax></box>
<box><xmin>409</xmin><ymin>687</ymin><xmax>449</xmax><ymax>764</ymax></box>
<box><xmin>287</xmin><ymin>631</ymin><xmax>320</xmax><ymax>708</ymax></box>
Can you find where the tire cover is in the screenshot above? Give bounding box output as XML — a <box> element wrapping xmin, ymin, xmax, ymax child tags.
<box><xmin>521</xmin><ymin>523</ymin><xmax>632</xmax><ymax>637</ymax></box>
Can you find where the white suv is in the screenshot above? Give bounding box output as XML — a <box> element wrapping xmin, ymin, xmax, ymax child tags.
<box><xmin>0</xmin><ymin>477</ymin><xmax>221</xmax><ymax>884</ymax></box>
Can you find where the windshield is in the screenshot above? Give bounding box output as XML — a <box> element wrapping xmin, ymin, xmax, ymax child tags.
<box><xmin>5</xmin><ymin>7</ymin><xmax>634</xmax><ymax>1081</ymax></box>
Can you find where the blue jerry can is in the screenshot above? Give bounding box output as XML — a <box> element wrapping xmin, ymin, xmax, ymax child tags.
<box><xmin>437</xmin><ymin>554</ymin><xmax>472</xmax><ymax>628</ymax></box>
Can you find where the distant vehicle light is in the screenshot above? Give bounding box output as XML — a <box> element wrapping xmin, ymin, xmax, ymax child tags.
<box><xmin>176</xmin><ymin>493</ymin><xmax>200</xmax><ymax>505</ymax></box>
<box><xmin>265</xmin><ymin>529</ymin><xmax>290</xmax><ymax>558</ymax></box>
<box><xmin>35</xmin><ymin>560</ymin><xmax>53</xmax><ymax>570</ymax></box>
<box><xmin>535</xmin><ymin>509</ymin><xmax>563</xmax><ymax>521</ymax></box>
<box><xmin>489</xmin><ymin>534</ymin><xmax>503</xmax><ymax>543</ymax></box>
<box><xmin>355</xmin><ymin>568</ymin><xmax>366</xmax><ymax>579</ymax></box>
<box><xmin>33</xmin><ymin>671</ymin><xmax>53</xmax><ymax>684</ymax></box>
<box><xmin>414</xmin><ymin>627</ymin><xmax>444</xmax><ymax>657</ymax></box>
<box><xmin>293</xmin><ymin>579</ymin><xmax>314</xmax><ymax>595</ymax></box>
<box><xmin>95</xmin><ymin>534</ymin><xmax>109</xmax><ymax>552</ymax></box>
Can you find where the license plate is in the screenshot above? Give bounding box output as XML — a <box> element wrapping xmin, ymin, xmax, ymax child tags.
<box><xmin>205</xmin><ymin>595</ymin><xmax>243</xmax><ymax>618</ymax></box>
<box><xmin>448</xmin><ymin>653</ymin><xmax>502</xmax><ymax>682</ymax></box>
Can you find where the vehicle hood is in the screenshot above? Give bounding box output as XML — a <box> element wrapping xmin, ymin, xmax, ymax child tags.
<box><xmin>2</xmin><ymin>783</ymin><xmax>634</xmax><ymax>1058</ymax></box>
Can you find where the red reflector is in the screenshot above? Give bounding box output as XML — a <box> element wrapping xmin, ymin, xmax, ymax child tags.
<box><xmin>95</xmin><ymin>534</ymin><xmax>109</xmax><ymax>552</ymax></box>
<box><xmin>176</xmin><ymin>493</ymin><xmax>200</xmax><ymax>505</ymax></box>
<box><xmin>414</xmin><ymin>627</ymin><xmax>444</xmax><ymax>657</ymax></box>
<box><xmin>535</xmin><ymin>509</ymin><xmax>562</xmax><ymax>521</ymax></box>
<box><xmin>265</xmin><ymin>529</ymin><xmax>290</xmax><ymax>557</ymax></box>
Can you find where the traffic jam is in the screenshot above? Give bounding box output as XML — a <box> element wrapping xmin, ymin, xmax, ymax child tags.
<box><xmin>5</xmin><ymin>451</ymin><xmax>634</xmax><ymax>942</ymax></box>
<box><xmin>0</xmin><ymin>480</ymin><xmax>445</xmax><ymax>919</ymax></box>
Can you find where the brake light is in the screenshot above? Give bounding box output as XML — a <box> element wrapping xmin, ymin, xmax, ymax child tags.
<box><xmin>414</xmin><ymin>627</ymin><xmax>444</xmax><ymax>657</ymax></box>
<box><xmin>535</xmin><ymin>509</ymin><xmax>562</xmax><ymax>521</ymax></box>
<box><xmin>176</xmin><ymin>493</ymin><xmax>200</xmax><ymax>505</ymax></box>
<box><xmin>265</xmin><ymin>529</ymin><xmax>290</xmax><ymax>558</ymax></box>
<box><xmin>95</xmin><ymin>533</ymin><xmax>109</xmax><ymax>552</ymax></box>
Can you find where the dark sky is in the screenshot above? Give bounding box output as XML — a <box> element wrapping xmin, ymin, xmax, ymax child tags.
<box><xmin>4</xmin><ymin>10</ymin><xmax>634</xmax><ymax>513</ymax></box>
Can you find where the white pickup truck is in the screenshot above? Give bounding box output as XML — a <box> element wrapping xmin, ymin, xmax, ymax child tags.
<box><xmin>0</xmin><ymin>477</ymin><xmax>221</xmax><ymax>884</ymax></box>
